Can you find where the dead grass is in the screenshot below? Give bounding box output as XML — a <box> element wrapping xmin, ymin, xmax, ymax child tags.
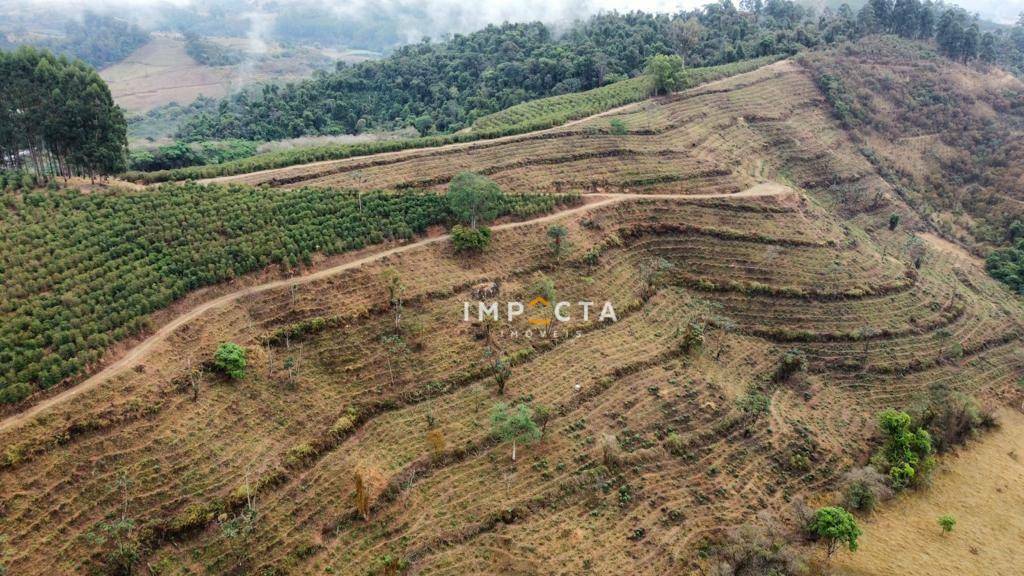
<box><xmin>834</xmin><ymin>409</ymin><xmax>1024</xmax><ymax>576</ymax></box>
<box><xmin>101</xmin><ymin>33</ymin><xmax>330</xmax><ymax>113</ymax></box>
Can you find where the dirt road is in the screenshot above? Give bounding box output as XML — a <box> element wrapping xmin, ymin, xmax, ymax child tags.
<box><xmin>200</xmin><ymin>99</ymin><xmax>647</xmax><ymax>185</ymax></box>
<box><xmin>0</xmin><ymin>183</ymin><xmax>790</xmax><ymax>433</ymax></box>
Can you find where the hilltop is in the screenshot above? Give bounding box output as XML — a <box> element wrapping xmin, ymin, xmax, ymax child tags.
<box><xmin>1</xmin><ymin>36</ymin><xmax>1023</xmax><ymax>575</ymax></box>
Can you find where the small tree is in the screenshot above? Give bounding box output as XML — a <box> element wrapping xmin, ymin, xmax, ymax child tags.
<box><xmin>490</xmin><ymin>402</ymin><xmax>541</xmax><ymax>462</ymax></box>
<box><xmin>214</xmin><ymin>342</ymin><xmax>247</xmax><ymax>380</ymax></box>
<box><xmin>646</xmin><ymin>54</ymin><xmax>685</xmax><ymax>95</ymax></box>
<box><xmin>446</xmin><ymin>171</ymin><xmax>504</xmax><ymax>229</ymax></box>
<box><xmin>877</xmin><ymin>408</ymin><xmax>934</xmax><ymax>490</ymax></box>
<box><xmin>807</xmin><ymin>506</ymin><xmax>861</xmax><ymax>561</ymax></box>
<box><xmin>547</xmin><ymin>224</ymin><xmax>569</xmax><ymax>259</ymax></box>
<box><xmin>492</xmin><ymin>355</ymin><xmax>511</xmax><ymax>395</ymax></box>
<box><xmin>381</xmin><ymin>268</ymin><xmax>404</xmax><ymax>331</ymax></box>
<box><xmin>938</xmin><ymin>514</ymin><xmax>956</xmax><ymax>535</ymax></box>
<box><xmin>533</xmin><ymin>404</ymin><xmax>553</xmax><ymax>437</ymax></box>
<box><xmin>94</xmin><ymin>471</ymin><xmax>139</xmax><ymax>574</ymax></box>
<box><xmin>381</xmin><ymin>335</ymin><xmax>407</xmax><ymax>388</ymax></box>
<box><xmin>889</xmin><ymin>213</ymin><xmax>900</xmax><ymax>230</ymax></box>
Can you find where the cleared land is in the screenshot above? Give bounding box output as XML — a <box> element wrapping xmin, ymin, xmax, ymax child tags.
<box><xmin>2</xmin><ymin>47</ymin><xmax>1024</xmax><ymax>576</ymax></box>
<box><xmin>101</xmin><ymin>34</ymin><xmax>334</xmax><ymax>113</ymax></box>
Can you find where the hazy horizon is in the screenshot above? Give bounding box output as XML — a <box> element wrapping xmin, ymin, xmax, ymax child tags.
<box><xmin>2</xmin><ymin>0</ymin><xmax>1021</xmax><ymax>46</ymax></box>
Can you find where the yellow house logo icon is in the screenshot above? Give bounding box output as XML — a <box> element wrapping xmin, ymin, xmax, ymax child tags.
<box><xmin>527</xmin><ymin>296</ymin><xmax>550</xmax><ymax>326</ymax></box>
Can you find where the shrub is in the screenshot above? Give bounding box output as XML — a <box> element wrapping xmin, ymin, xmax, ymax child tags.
<box><xmin>876</xmin><ymin>408</ymin><xmax>934</xmax><ymax>490</ymax></box>
<box><xmin>889</xmin><ymin>213</ymin><xmax>900</xmax><ymax>230</ymax></box>
<box><xmin>938</xmin><ymin>514</ymin><xmax>956</xmax><ymax>535</ymax></box>
<box><xmin>916</xmin><ymin>390</ymin><xmax>998</xmax><ymax>453</ymax></box>
<box><xmin>737</xmin><ymin>389</ymin><xmax>770</xmax><ymax>415</ymax></box>
<box><xmin>213</xmin><ymin>342</ymin><xmax>247</xmax><ymax>380</ymax></box>
<box><xmin>712</xmin><ymin>516</ymin><xmax>809</xmax><ymax>576</ymax></box>
<box><xmin>841</xmin><ymin>466</ymin><xmax>893</xmax><ymax>513</ymax></box>
<box><xmin>608</xmin><ymin>118</ymin><xmax>627</xmax><ymax>135</ymax></box>
<box><xmin>0</xmin><ymin>382</ymin><xmax>31</xmax><ymax>404</ymax></box>
<box><xmin>807</xmin><ymin>506</ymin><xmax>861</xmax><ymax>561</ymax></box>
<box><xmin>451</xmin><ymin>224</ymin><xmax>492</xmax><ymax>252</ymax></box>
<box><xmin>775</xmin><ymin>349</ymin><xmax>807</xmax><ymax>382</ymax></box>
<box><xmin>680</xmin><ymin>321</ymin><xmax>705</xmax><ymax>354</ymax></box>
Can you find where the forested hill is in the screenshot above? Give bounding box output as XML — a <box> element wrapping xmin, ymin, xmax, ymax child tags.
<box><xmin>176</xmin><ymin>5</ymin><xmax>818</xmax><ymax>141</ymax></box>
<box><xmin>176</xmin><ymin>3</ymin><xmax>1024</xmax><ymax>143</ymax></box>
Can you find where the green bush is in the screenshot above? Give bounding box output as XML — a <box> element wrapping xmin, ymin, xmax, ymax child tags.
<box><xmin>876</xmin><ymin>408</ymin><xmax>935</xmax><ymax>490</ymax></box>
<box><xmin>775</xmin><ymin>349</ymin><xmax>808</xmax><ymax>381</ymax></box>
<box><xmin>0</xmin><ymin>382</ymin><xmax>32</xmax><ymax>404</ymax></box>
<box><xmin>938</xmin><ymin>514</ymin><xmax>956</xmax><ymax>535</ymax></box>
<box><xmin>213</xmin><ymin>343</ymin><xmax>247</xmax><ymax>380</ymax></box>
<box><xmin>451</xmin><ymin>225</ymin><xmax>492</xmax><ymax>253</ymax></box>
<box><xmin>807</xmin><ymin>506</ymin><xmax>861</xmax><ymax>560</ymax></box>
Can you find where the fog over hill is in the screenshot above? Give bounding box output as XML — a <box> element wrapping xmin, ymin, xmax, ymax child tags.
<box><xmin>3</xmin><ymin>0</ymin><xmax>1020</xmax><ymax>52</ymax></box>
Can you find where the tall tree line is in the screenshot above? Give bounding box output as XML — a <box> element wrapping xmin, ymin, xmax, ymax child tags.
<box><xmin>176</xmin><ymin>4</ymin><xmax>825</xmax><ymax>141</ymax></box>
<box><xmin>175</xmin><ymin>1</ymin><xmax>1024</xmax><ymax>144</ymax></box>
<box><xmin>0</xmin><ymin>46</ymin><xmax>128</xmax><ymax>182</ymax></box>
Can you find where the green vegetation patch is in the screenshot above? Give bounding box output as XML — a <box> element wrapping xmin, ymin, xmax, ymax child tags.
<box><xmin>0</xmin><ymin>183</ymin><xmax>575</xmax><ymax>401</ymax></box>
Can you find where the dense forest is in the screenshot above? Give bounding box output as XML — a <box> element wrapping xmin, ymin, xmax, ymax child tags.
<box><xmin>0</xmin><ymin>46</ymin><xmax>128</xmax><ymax>181</ymax></box>
<box><xmin>176</xmin><ymin>1</ymin><xmax>1024</xmax><ymax>143</ymax></box>
<box><xmin>176</xmin><ymin>4</ymin><xmax>823</xmax><ymax>141</ymax></box>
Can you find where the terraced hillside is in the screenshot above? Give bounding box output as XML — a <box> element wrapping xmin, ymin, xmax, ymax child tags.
<box><xmin>213</xmin><ymin>60</ymin><xmax>840</xmax><ymax>196</ymax></box>
<box><xmin>2</xmin><ymin>46</ymin><xmax>1024</xmax><ymax>576</ymax></box>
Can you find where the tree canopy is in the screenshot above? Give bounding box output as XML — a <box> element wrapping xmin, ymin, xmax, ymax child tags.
<box><xmin>0</xmin><ymin>46</ymin><xmax>128</xmax><ymax>181</ymax></box>
<box><xmin>646</xmin><ymin>54</ymin><xmax>686</xmax><ymax>94</ymax></box>
<box><xmin>213</xmin><ymin>343</ymin><xmax>247</xmax><ymax>380</ymax></box>
<box><xmin>490</xmin><ymin>402</ymin><xmax>542</xmax><ymax>461</ymax></box>
<box><xmin>446</xmin><ymin>172</ymin><xmax>504</xmax><ymax>228</ymax></box>
<box><xmin>175</xmin><ymin>6</ymin><xmax>827</xmax><ymax>141</ymax></box>
<box><xmin>808</xmin><ymin>506</ymin><xmax>861</xmax><ymax>559</ymax></box>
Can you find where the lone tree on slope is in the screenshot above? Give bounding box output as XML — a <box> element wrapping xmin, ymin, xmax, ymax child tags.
<box><xmin>490</xmin><ymin>402</ymin><xmax>541</xmax><ymax>462</ymax></box>
<box><xmin>807</xmin><ymin>506</ymin><xmax>861</xmax><ymax>562</ymax></box>
<box><xmin>446</xmin><ymin>171</ymin><xmax>504</xmax><ymax>229</ymax></box>
<box><xmin>646</xmin><ymin>54</ymin><xmax>685</xmax><ymax>95</ymax></box>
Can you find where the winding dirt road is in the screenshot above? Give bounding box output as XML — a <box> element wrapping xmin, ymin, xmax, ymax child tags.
<box><xmin>0</xmin><ymin>183</ymin><xmax>788</xmax><ymax>434</ymax></box>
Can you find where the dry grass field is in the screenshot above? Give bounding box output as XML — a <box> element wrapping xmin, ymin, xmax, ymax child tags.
<box><xmin>101</xmin><ymin>34</ymin><xmax>335</xmax><ymax>113</ymax></box>
<box><xmin>2</xmin><ymin>46</ymin><xmax>1024</xmax><ymax>575</ymax></box>
<box><xmin>834</xmin><ymin>409</ymin><xmax>1024</xmax><ymax>576</ymax></box>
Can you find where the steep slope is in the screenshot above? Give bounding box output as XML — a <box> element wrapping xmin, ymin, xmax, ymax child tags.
<box><xmin>1</xmin><ymin>46</ymin><xmax>1024</xmax><ymax>575</ymax></box>
<box><xmin>800</xmin><ymin>36</ymin><xmax>1024</xmax><ymax>253</ymax></box>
